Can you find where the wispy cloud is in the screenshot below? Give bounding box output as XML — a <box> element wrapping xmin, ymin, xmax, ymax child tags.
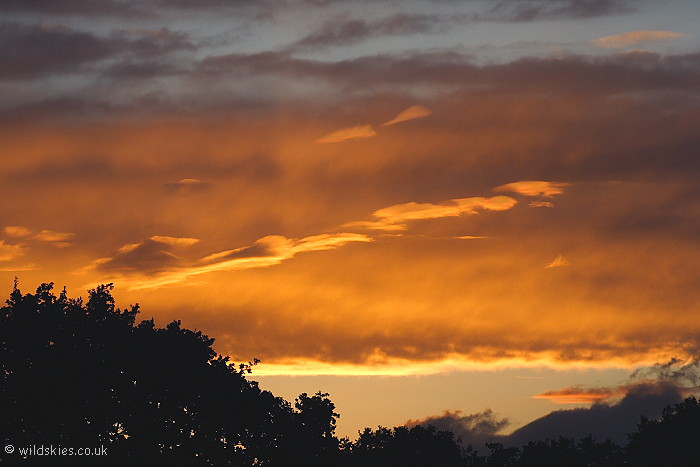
<box><xmin>3</xmin><ymin>225</ymin><xmax>31</xmax><ymax>237</ymax></box>
<box><xmin>485</xmin><ymin>0</ymin><xmax>634</xmax><ymax>22</ymax></box>
<box><xmin>92</xmin><ymin>232</ymin><xmax>373</xmax><ymax>290</ymax></box>
<box><xmin>594</xmin><ymin>30</ymin><xmax>687</xmax><ymax>48</ymax></box>
<box><xmin>287</xmin><ymin>0</ymin><xmax>632</xmax><ymax>52</ymax></box>
<box><xmin>545</xmin><ymin>254</ymin><xmax>571</xmax><ymax>268</ymax></box>
<box><xmin>0</xmin><ymin>263</ymin><xmax>36</xmax><ymax>272</ymax></box>
<box><xmin>383</xmin><ymin>105</ymin><xmax>432</xmax><ymax>126</ymax></box>
<box><xmin>534</xmin><ymin>385</ymin><xmax>625</xmax><ymax>404</ymax></box>
<box><xmin>92</xmin><ymin>238</ymin><xmax>180</xmax><ymax>274</ymax></box>
<box><xmin>88</xmin><ymin>190</ymin><xmax>518</xmax><ymax>289</ymax></box>
<box><xmin>33</xmin><ymin>229</ymin><xmax>74</xmax><ymax>243</ymax></box>
<box><xmin>494</xmin><ymin>181</ymin><xmax>570</xmax><ymax>198</ymax></box>
<box><xmin>0</xmin><ymin>21</ymin><xmax>194</xmax><ymax>80</ymax></box>
<box><xmin>315</xmin><ymin>124</ymin><xmax>377</xmax><ymax>144</ymax></box>
<box><xmin>346</xmin><ymin>196</ymin><xmax>517</xmax><ymax>231</ymax></box>
<box><xmin>4</xmin><ymin>226</ymin><xmax>75</xmax><ymax>244</ymax></box>
<box><xmin>288</xmin><ymin>14</ymin><xmax>459</xmax><ymax>51</ymax></box>
<box><xmin>1</xmin><ymin>226</ymin><xmax>74</xmax><ymax>249</ymax></box>
<box><xmin>406</xmin><ymin>409</ymin><xmax>509</xmax><ymax>446</ymax></box>
<box><xmin>0</xmin><ymin>240</ymin><xmax>24</xmax><ymax>261</ymax></box>
<box><xmin>529</xmin><ymin>201</ymin><xmax>555</xmax><ymax>208</ymax></box>
<box><xmin>163</xmin><ymin>178</ymin><xmax>212</xmax><ymax>195</ymax></box>
<box><xmin>150</xmin><ymin>235</ymin><xmax>200</xmax><ymax>247</ymax></box>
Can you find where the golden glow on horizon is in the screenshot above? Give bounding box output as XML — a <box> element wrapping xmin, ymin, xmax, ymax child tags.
<box><xmin>247</xmin><ymin>354</ymin><xmax>668</xmax><ymax>377</ymax></box>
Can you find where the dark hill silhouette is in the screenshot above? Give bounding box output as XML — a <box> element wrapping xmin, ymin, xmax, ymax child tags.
<box><xmin>506</xmin><ymin>382</ymin><xmax>683</xmax><ymax>446</ymax></box>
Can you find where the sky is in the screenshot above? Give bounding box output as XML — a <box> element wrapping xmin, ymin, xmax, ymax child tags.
<box><xmin>1</xmin><ymin>0</ymin><xmax>700</xmax><ymax>442</ymax></box>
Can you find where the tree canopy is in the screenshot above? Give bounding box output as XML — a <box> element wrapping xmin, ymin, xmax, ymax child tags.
<box><xmin>0</xmin><ymin>282</ymin><xmax>340</xmax><ymax>466</ymax></box>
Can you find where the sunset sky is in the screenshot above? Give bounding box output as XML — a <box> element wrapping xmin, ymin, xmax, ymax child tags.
<box><xmin>2</xmin><ymin>0</ymin><xmax>699</xmax><ymax>440</ymax></box>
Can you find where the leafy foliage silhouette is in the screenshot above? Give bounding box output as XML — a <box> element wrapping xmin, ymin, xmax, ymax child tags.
<box><xmin>626</xmin><ymin>396</ymin><xmax>700</xmax><ymax>467</ymax></box>
<box><xmin>346</xmin><ymin>424</ymin><xmax>470</xmax><ymax>467</ymax></box>
<box><xmin>0</xmin><ymin>283</ymin><xmax>341</xmax><ymax>466</ymax></box>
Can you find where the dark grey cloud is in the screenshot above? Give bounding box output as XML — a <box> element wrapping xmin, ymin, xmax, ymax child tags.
<box><xmin>111</xmin><ymin>28</ymin><xmax>195</xmax><ymax>58</ymax></box>
<box><xmin>288</xmin><ymin>0</ymin><xmax>634</xmax><ymax>51</ymax></box>
<box><xmin>486</xmin><ymin>0</ymin><xmax>634</xmax><ymax>22</ymax></box>
<box><xmin>198</xmin><ymin>50</ymin><xmax>700</xmax><ymax>94</ymax></box>
<box><xmin>7</xmin><ymin>40</ymin><xmax>699</xmax><ymax>120</ymax></box>
<box><xmin>631</xmin><ymin>357</ymin><xmax>700</xmax><ymax>388</ymax></box>
<box><xmin>289</xmin><ymin>13</ymin><xmax>459</xmax><ymax>51</ymax></box>
<box><xmin>0</xmin><ymin>22</ymin><xmax>121</xmax><ymax>79</ymax></box>
<box><xmin>0</xmin><ymin>98</ymin><xmax>118</xmax><ymax>124</ymax></box>
<box><xmin>95</xmin><ymin>239</ymin><xmax>181</xmax><ymax>275</ymax></box>
<box><xmin>406</xmin><ymin>409</ymin><xmax>510</xmax><ymax>446</ymax></box>
<box><xmin>0</xmin><ymin>0</ymin><xmax>148</xmax><ymax>17</ymax></box>
<box><xmin>0</xmin><ymin>22</ymin><xmax>194</xmax><ymax>80</ymax></box>
<box><xmin>101</xmin><ymin>61</ymin><xmax>184</xmax><ymax>80</ymax></box>
<box><xmin>0</xmin><ymin>0</ymin><xmax>267</xmax><ymax>18</ymax></box>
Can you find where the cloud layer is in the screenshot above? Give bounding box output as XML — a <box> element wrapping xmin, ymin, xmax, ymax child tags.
<box><xmin>1</xmin><ymin>1</ymin><xmax>699</xmax><ymax>378</ymax></box>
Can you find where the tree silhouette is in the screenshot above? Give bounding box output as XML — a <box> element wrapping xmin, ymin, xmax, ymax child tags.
<box><xmin>346</xmin><ymin>424</ymin><xmax>471</xmax><ymax>466</ymax></box>
<box><xmin>3</xmin><ymin>282</ymin><xmax>700</xmax><ymax>466</ymax></box>
<box><xmin>626</xmin><ymin>396</ymin><xmax>700</xmax><ymax>466</ymax></box>
<box><xmin>515</xmin><ymin>436</ymin><xmax>623</xmax><ymax>466</ymax></box>
<box><xmin>0</xmin><ymin>282</ymin><xmax>339</xmax><ymax>466</ymax></box>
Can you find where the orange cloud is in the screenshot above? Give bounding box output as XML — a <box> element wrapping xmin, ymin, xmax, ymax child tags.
<box><xmin>545</xmin><ymin>254</ymin><xmax>571</xmax><ymax>268</ymax></box>
<box><xmin>0</xmin><ymin>241</ymin><xmax>24</xmax><ymax>262</ymax></box>
<box><xmin>33</xmin><ymin>230</ymin><xmax>75</xmax><ymax>243</ymax></box>
<box><xmin>0</xmin><ymin>263</ymin><xmax>36</xmax><ymax>272</ymax></box>
<box><xmin>85</xmin><ymin>189</ymin><xmax>517</xmax><ymax>291</ymax></box>
<box><xmin>100</xmin><ymin>232</ymin><xmax>373</xmax><ymax>290</ymax></box>
<box><xmin>163</xmin><ymin>178</ymin><xmax>212</xmax><ymax>194</ymax></box>
<box><xmin>4</xmin><ymin>226</ymin><xmax>32</xmax><ymax>237</ymax></box>
<box><xmin>594</xmin><ymin>30</ymin><xmax>687</xmax><ymax>48</ymax></box>
<box><xmin>3</xmin><ymin>48</ymin><xmax>700</xmax><ymax>376</ymax></box>
<box><xmin>341</xmin><ymin>195</ymin><xmax>515</xmax><ymax>232</ymax></box>
<box><xmin>341</xmin><ymin>220</ymin><xmax>407</xmax><ymax>232</ymax></box>
<box><xmin>371</xmin><ymin>196</ymin><xmax>517</xmax><ymax>226</ymax></box>
<box><xmin>315</xmin><ymin>124</ymin><xmax>377</xmax><ymax>143</ymax></box>
<box><xmin>529</xmin><ymin>201</ymin><xmax>554</xmax><ymax>208</ymax></box>
<box><xmin>494</xmin><ymin>181</ymin><xmax>569</xmax><ymax>198</ymax></box>
<box><xmin>383</xmin><ymin>105</ymin><xmax>432</xmax><ymax>126</ymax></box>
<box><xmin>534</xmin><ymin>385</ymin><xmax>623</xmax><ymax>404</ymax></box>
<box><xmin>534</xmin><ymin>371</ymin><xmax>700</xmax><ymax>405</ymax></box>
<box><xmin>150</xmin><ymin>235</ymin><xmax>200</xmax><ymax>247</ymax></box>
